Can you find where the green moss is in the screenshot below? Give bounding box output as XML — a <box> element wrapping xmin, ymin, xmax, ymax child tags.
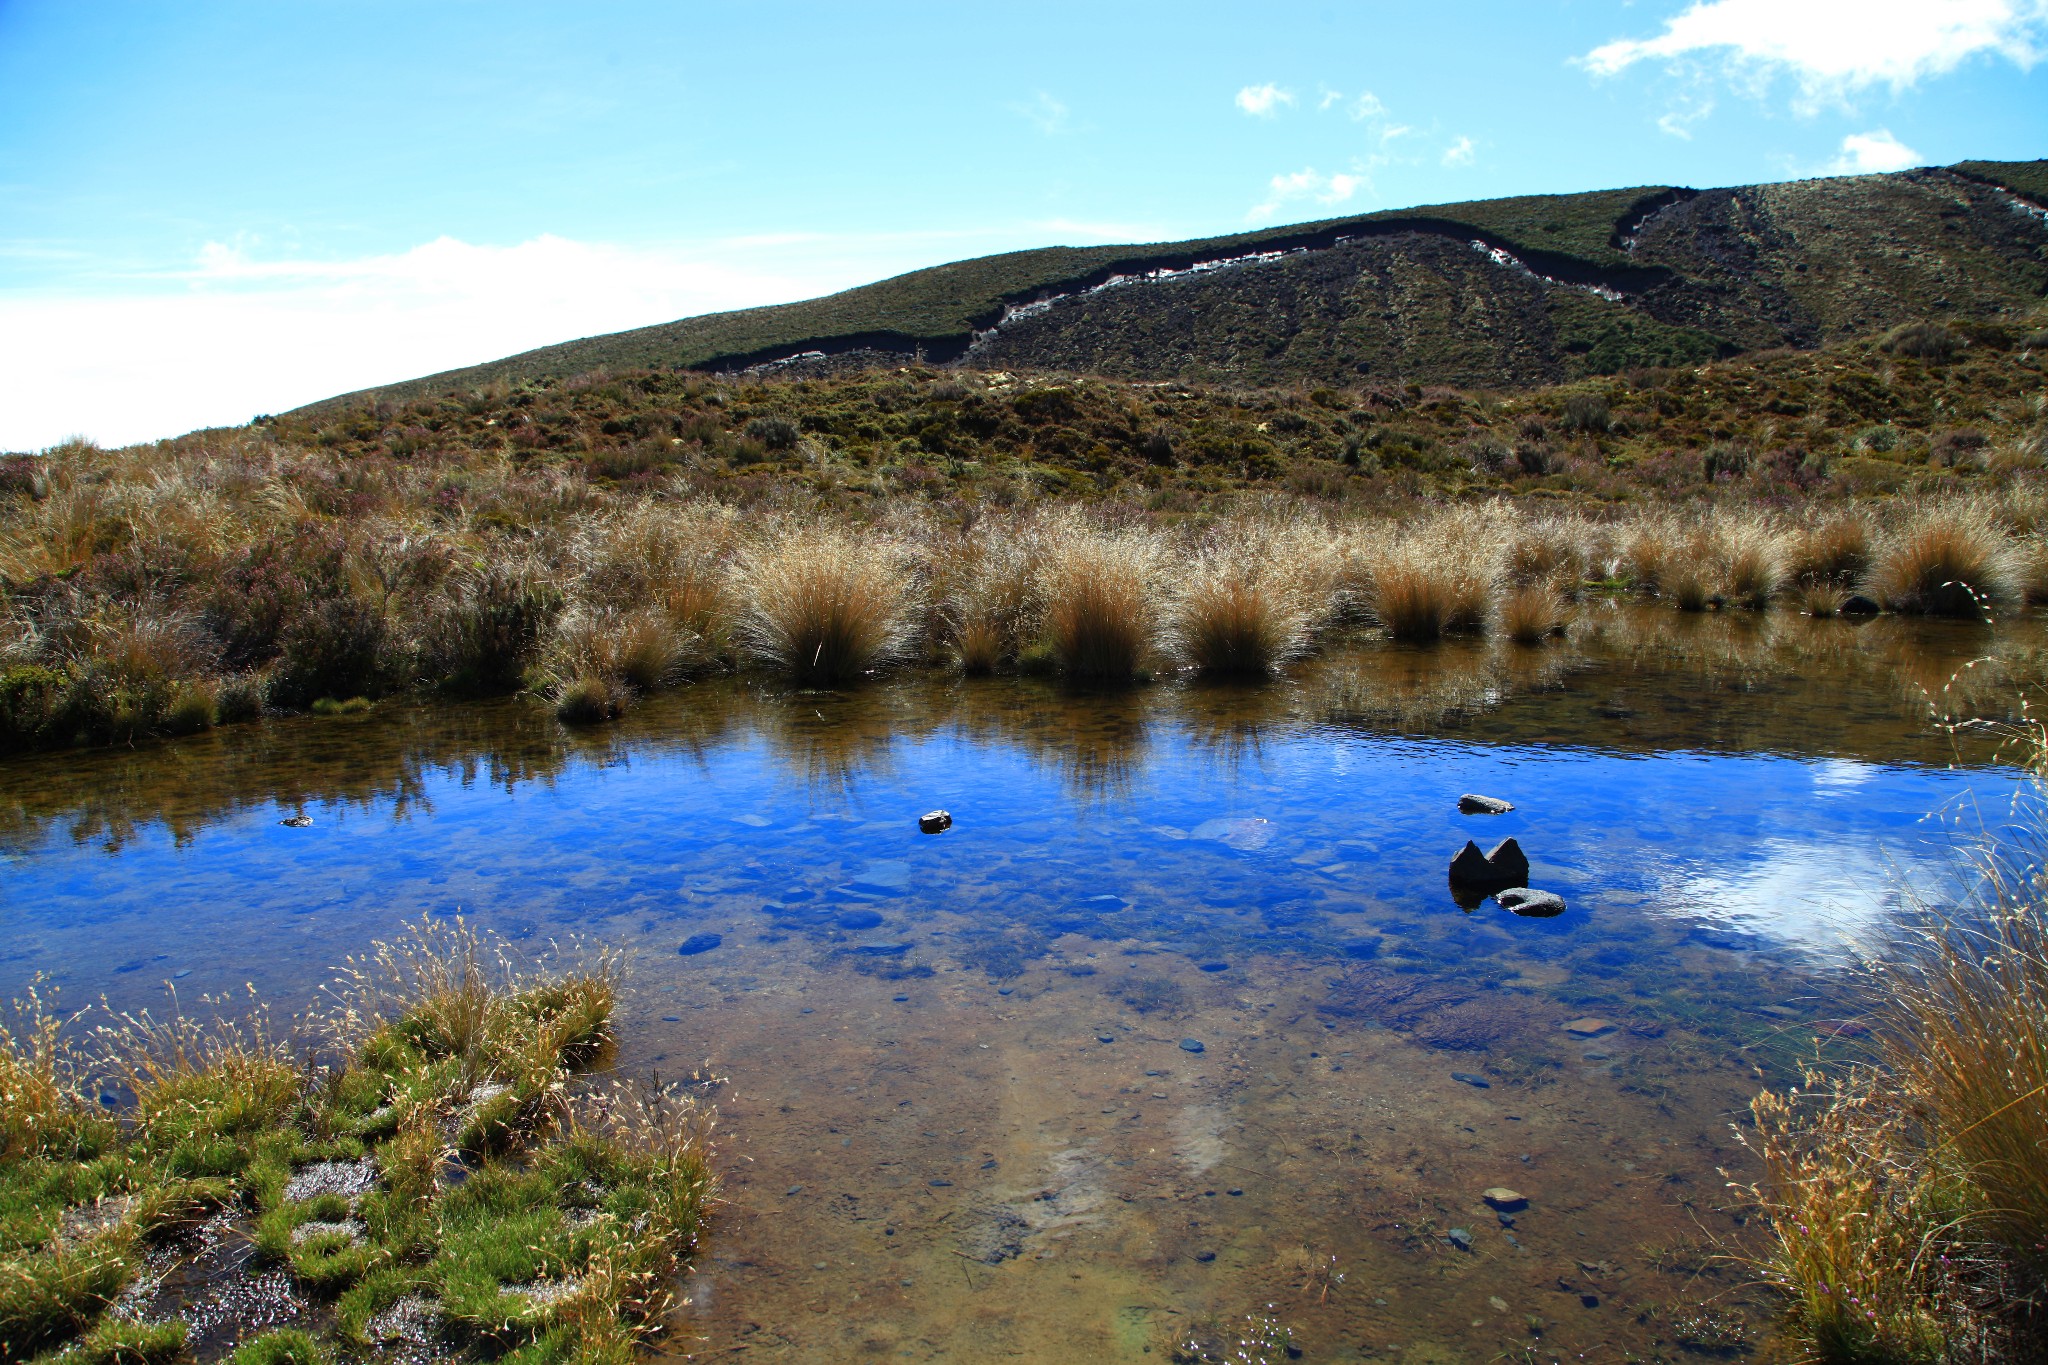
<box><xmin>225</xmin><ymin>1328</ymin><xmax>330</xmax><ymax>1365</ymax></box>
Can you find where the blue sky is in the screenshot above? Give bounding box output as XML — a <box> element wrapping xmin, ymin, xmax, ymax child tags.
<box><xmin>2</xmin><ymin>0</ymin><xmax>2043</xmax><ymax>448</ymax></box>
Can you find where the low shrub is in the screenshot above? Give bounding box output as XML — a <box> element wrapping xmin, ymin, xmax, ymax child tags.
<box><xmin>1883</xmin><ymin>320</ymin><xmax>1962</xmax><ymax>361</ymax></box>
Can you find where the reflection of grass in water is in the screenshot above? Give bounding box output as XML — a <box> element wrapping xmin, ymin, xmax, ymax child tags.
<box><xmin>0</xmin><ymin>920</ymin><xmax>710</xmax><ymax>1363</ymax></box>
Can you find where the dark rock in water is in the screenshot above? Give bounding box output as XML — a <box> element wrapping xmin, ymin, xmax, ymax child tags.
<box><xmin>1451</xmin><ymin>1072</ymin><xmax>1492</xmax><ymax>1089</ymax></box>
<box><xmin>677</xmin><ymin>933</ymin><xmax>723</xmax><ymax>956</ymax></box>
<box><xmin>1097</xmin><ymin>1034</ymin><xmax>1115</xmax><ymax>1043</ymax></box>
<box><xmin>1497</xmin><ymin>888</ymin><xmax>1567</xmax><ymax>918</ymax></box>
<box><xmin>1446</xmin><ymin>1228</ymin><xmax>1474</xmax><ymax>1251</ymax></box>
<box><xmin>852</xmin><ymin>942</ymin><xmax>912</xmax><ymax>955</ymax></box>
<box><xmin>1448</xmin><ymin>837</ymin><xmax>1529</xmax><ymax>889</ymax></box>
<box><xmin>1840</xmin><ymin>593</ymin><xmax>1881</xmax><ymax>615</ymax></box>
<box><xmin>1458</xmin><ymin>794</ymin><xmax>1514</xmax><ymax>815</ymax></box>
<box><xmin>1179</xmin><ymin>1038</ymin><xmax>1206</xmax><ymax>1054</ymax></box>
<box><xmin>918</xmin><ymin>809</ymin><xmax>953</xmax><ymax>834</ymax></box>
<box><xmin>279</xmin><ymin>814</ymin><xmax>313</xmax><ymax>828</ymax></box>
<box><xmin>1198</xmin><ymin>961</ymin><xmax>1231</xmax><ymax>973</ymax></box>
<box><xmin>1195</xmin><ymin>1249</ymin><xmax>1216</xmax><ymax>1262</ymax></box>
<box><xmin>836</xmin><ymin>909</ymin><xmax>885</xmax><ymax>931</ymax></box>
<box><xmin>893</xmin><ymin>994</ymin><xmax>910</xmax><ymax>1003</ymax></box>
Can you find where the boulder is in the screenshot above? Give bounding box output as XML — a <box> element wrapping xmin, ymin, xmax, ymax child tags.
<box><xmin>1840</xmin><ymin>593</ymin><xmax>1882</xmax><ymax>615</ymax></box>
<box><xmin>1458</xmin><ymin>794</ymin><xmax>1515</xmax><ymax>815</ymax></box>
<box><xmin>919</xmin><ymin>810</ymin><xmax>953</xmax><ymax>834</ymax></box>
<box><xmin>1497</xmin><ymin>888</ymin><xmax>1566</xmax><ymax>918</ymax></box>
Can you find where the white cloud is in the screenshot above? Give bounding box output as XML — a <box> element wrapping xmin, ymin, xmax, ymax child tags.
<box><xmin>1582</xmin><ymin>0</ymin><xmax>2048</xmax><ymax>106</ymax></box>
<box><xmin>1011</xmin><ymin>90</ymin><xmax>1070</xmax><ymax>134</ymax></box>
<box><xmin>1317</xmin><ymin>88</ymin><xmax>1343</xmax><ymax>111</ymax></box>
<box><xmin>1829</xmin><ymin>127</ymin><xmax>1924</xmax><ymax>172</ymax></box>
<box><xmin>0</xmin><ymin>225</ymin><xmax>1151</xmax><ymax>450</ymax></box>
<box><xmin>1234</xmin><ymin>83</ymin><xmax>1295</xmax><ymax>116</ymax></box>
<box><xmin>1250</xmin><ymin>167</ymin><xmax>1365</xmax><ymax>221</ymax></box>
<box><xmin>1441</xmin><ymin>135</ymin><xmax>1476</xmax><ymax>167</ymax></box>
<box><xmin>1348</xmin><ymin>90</ymin><xmax>1388</xmax><ymax>121</ymax></box>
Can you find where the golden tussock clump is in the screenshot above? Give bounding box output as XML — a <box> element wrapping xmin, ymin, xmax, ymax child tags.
<box><xmin>1036</xmin><ymin>523</ymin><xmax>1162</xmax><ymax>680</ymax></box>
<box><xmin>734</xmin><ymin>524</ymin><xmax>919</xmax><ymax>684</ymax></box>
<box><xmin>1866</xmin><ymin>506</ymin><xmax>2018</xmax><ymax>616</ymax></box>
<box><xmin>1368</xmin><ymin>546</ymin><xmax>1494</xmax><ymax>642</ymax></box>
<box><xmin>1498</xmin><ymin>584</ymin><xmax>1568</xmax><ymax>644</ymax></box>
<box><xmin>1788</xmin><ymin>513</ymin><xmax>1873</xmax><ymax>587</ymax></box>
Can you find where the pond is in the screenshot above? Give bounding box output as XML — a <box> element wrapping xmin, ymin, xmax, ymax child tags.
<box><xmin>3</xmin><ymin>605</ymin><xmax>2039</xmax><ymax>1362</ymax></box>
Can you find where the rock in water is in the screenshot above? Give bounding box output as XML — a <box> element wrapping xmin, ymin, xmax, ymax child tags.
<box><xmin>1179</xmin><ymin>1038</ymin><xmax>1206</xmax><ymax>1054</ymax></box>
<box><xmin>1450</xmin><ymin>1072</ymin><xmax>1491</xmax><ymax>1088</ymax></box>
<box><xmin>1448</xmin><ymin>837</ymin><xmax>1530</xmax><ymax>888</ymax></box>
<box><xmin>1497</xmin><ymin>888</ymin><xmax>1567</xmax><ymax>917</ymax></box>
<box><xmin>1458</xmin><ymin>794</ymin><xmax>1515</xmax><ymax>814</ymax></box>
<box><xmin>280</xmin><ymin>814</ymin><xmax>313</xmax><ymax>828</ymax></box>
<box><xmin>677</xmin><ymin>933</ymin><xmax>723</xmax><ymax>956</ymax></box>
<box><xmin>1446</xmin><ymin>1228</ymin><xmax>1474</xmax><ymax>1251</ymax></box>
<box><xmin>919</xmin><ymin>810</ymin><xmax>953</xmax><ymax>834</ymax></box>
<box><xmin>1562</xmin><ymin>1017</ymin><xmax>1617</xmax><ymax>1038</ymax></box>
<box><xmin>1482</xmin><ymin>1187</ymin><xmax>1528</xmax><ymax>1211</ymax></box>
<box><xmin>1448</xmin><ymin>840</ymin><xmax>1495</xmax><ymax>884</ymax></box>
<box><xmin>1486</xmin><ymin>837</ymin><xmax>1530</xmax><ymax>885</ymax></box>
<box><xmin>1840</xmin><ymin>593</ymin><xmax>1882</xmax><ymax>615</ymax></box>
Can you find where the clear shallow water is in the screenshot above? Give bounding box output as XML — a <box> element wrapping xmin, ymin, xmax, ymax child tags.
<box><xmin>1</xmin><ymin>608</ymin><xmax>2039</xmax><ymax>1361</ymax></box>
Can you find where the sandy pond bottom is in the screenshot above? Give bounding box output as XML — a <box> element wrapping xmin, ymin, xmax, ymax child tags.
<box><xmin>633</xmin><ymin>940</ymin><xmax>1789</xmax><ymax>1363</ymax></box>
<box><xmin>3</xmin><ymin>610</ymin><xmax>2041</xmax><ymax>1362</ymax></box>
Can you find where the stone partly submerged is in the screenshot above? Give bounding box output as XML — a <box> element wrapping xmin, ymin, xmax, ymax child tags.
<box><xmin>919</xmin><ymin>809</ymin><xmax>953</xmax><ymax>834</ymax></box>
<box><xmin>1482</xmin><ymin>1187</ymin><xmax>1528</xmax><ymax>1212</ymax></box>
<box><xmin>1448</xmin><ymin>837</ymin><xmax>1530</xmax><ymax>889</ymax></box>
<box><xmin>1457</xmin><ymin>794</ymin><xmax>1515</xmax><ymax>815</ymax></box>
<box><xmin>1496</xmin><ymin>887</ymin><xmax>1567</xmax><ymax>917</ymax></box>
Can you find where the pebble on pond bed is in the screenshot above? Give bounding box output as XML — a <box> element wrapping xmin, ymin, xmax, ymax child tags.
<box><xmin>677</xmin><ymin>932</ymin><xmax>723</xmax><ymax>956</ymax></box>
<box><xmin>1482</xmin><ymin>1187</ymin><xmax>1528</xmax><ymax>1211</ymax></box>
<box><xmin>1450</xmin><ymin>1071</ymin><xmax>1491</xmax><ymax>1088</ymax></box>
<box><xmin>1179</xmin><ymin>1039</ymin><xmax>1206</xmax><ymax>1053</ymax></box>
<box><xmin>1562</xmin><ymin>1017</ymin><xmax>1617</xmax><ymax>1038</ymax></box>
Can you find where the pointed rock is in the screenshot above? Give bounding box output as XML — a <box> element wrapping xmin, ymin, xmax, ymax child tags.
<box><xmin>1448</xmin><ymin>841</ymin><xmax>1496</xmax><ymax>885</ymax></box>
<box><xmin>1485</xmin><ymin>838</ymin><xmax>1530</xmax><ymax>886</ymax></box>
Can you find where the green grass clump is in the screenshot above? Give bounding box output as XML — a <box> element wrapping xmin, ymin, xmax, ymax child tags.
<box><xmin>0</xmin><ymin>921</ymin><xmax>709</xmax><ymax>1362</ymax></box>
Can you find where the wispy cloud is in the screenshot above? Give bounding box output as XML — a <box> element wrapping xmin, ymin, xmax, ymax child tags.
<box><xmin>1656</xmin><ymin>92</ymin><xmax>1718</xmax><ymax>138</ymax></box>
<box><xmin>1348</xmin><ymin>90</ymin><xmax>1388</xmax><ymax>121</ymax></box>
<box><xmin>1011</xmin><ymin>90</ymin><xmax>1071</xmax><ymax>134</ymax></box>
<box><xmin>1234</xmin><ymin>83</ymin><xmax>1296</xmax><ymax>117</ymax></box>
<box><xmin>1441</xmin><ymin>135</ymin><xmax>1476</xmax><ymax>167</ymax></box>
<box><xmin>1828</xmin><ymin>128</ymin><xmax>1923</xmax><ymax>172</ymax></box>
<box><xmin>1581</xmin><ymin>0</ymin><xmax>2048</xmax><ymax>109</ymax></box>
<box><xmin>1249</xmin><ymin>168</ymin><xmax>1365</xmax><ymax>222</ymax></box>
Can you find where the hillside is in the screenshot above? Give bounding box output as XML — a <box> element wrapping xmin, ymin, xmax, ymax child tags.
<box><xmin>294</xmin><ymin>159</ymin><xmax>2048</xmax><ymax>414</ymax></box>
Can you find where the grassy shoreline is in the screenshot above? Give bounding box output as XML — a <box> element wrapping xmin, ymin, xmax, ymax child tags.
<box><xmin>4</xmin><ymin>318</ymin><xmax>2047</xmax><ymax>752</ymax></box>
<box><xmin>0</xmin><ymin>922</ymin><xmax>711</xmax><ymax>1364</ymax></box>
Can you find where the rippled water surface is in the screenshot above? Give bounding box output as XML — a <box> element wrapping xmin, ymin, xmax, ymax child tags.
<box><xmin>3</xmin><ymin>608</ymin><xmax>2040</xmax><ymax>1361</ymax></box>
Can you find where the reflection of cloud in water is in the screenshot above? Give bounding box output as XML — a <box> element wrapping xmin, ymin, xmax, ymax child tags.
<box><xmin>1651</xmin><ymin>831</ymin><xmax>1952</xmax><ymax>960</ymax></box>
<box><xmin>1811</xmin><ymin>758</ymin><xmax>1876</xmax><ymax>792</ymax></box>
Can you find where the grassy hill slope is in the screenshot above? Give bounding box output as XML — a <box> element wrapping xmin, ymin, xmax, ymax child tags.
<box><xmin>293</xmin><ymin>160</ymin><xmax>2048</xmax><ymax>414</ymax></box>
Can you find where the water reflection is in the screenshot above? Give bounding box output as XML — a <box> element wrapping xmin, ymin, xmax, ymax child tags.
<box><xmin>4</xmin><ymin>608</ymin><xmax>2043</xmax><ymax>1361</ymax></box>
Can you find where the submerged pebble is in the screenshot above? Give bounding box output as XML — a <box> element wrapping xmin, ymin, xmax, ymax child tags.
<box><xmin>677</xmin><ymin>932</ymin><xmax>723</xmax><ymax>956</ymax></box>
<box><xmin>1447</xmin><ymin>1228</ymin><xmax>1474</xmax><ymax>1251</ymax></box>
<box><xmin>836</xmin><ymin>909</ymin><xmax>885</xmax><ymax>930</ymax></box>
<box><xmin>1197</xmin><ymin>961</ymin><xmax>1231</xmax><ymax>973</ymax></box>
<box><xmin>1450</xmin><ymin>1072</ymin><xmax>1491</xmax><ymax>1088</ymax></box>
<box><xmin>1179</xmin><ymin>1039</ymin><xmax>1206</xmax><ymax>1054</ymax></box>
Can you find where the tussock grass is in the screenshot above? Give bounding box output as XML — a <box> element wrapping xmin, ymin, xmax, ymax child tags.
<box><xmin>1867</xmin><ymin>508</ymin><xmax>2018</xmax><ymax>616</ymax></box>
<box><xmin>1499</xmin><ymin>584</ymin><xmax>1567</xmax><ymax>644</ymax></box>
<box><xmin>1790</xmin><ymin>514</ymin><xmax>1874</xmax><ymax>587</ymax></box>
<box><xmin>1747</xmin><ymin>713</ymin><xmax>2048</xmax><ymax>1360</ymax></box>
<box><xmin>735</xmin><ymin>525</ymin><xmax>916</xmax><ymax>684</ymax></box>
<box><xmin>1168</xmin><ymin>565</ymin><xmax>1311</xmax><ymax>675</ymax></box>
<box><xmin>1368</xmin><ymin>526</ymin><xmax>1494</xmax><ymax>643</ymax></box>
<box><xmin>1037</xmin><ymin>523</ymin><xmax>1160</xmax><ymax>681</ymax></box>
